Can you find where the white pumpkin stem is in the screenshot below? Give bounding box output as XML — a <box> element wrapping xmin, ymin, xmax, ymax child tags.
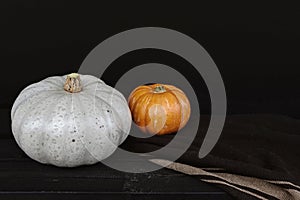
<box><xmin>153</xmin><ymin>85</ymin><xmax>166</xmax><ymax>93</ymax></box>
<box><xmin>64</xmin><ymin>73</ymin><xmax>82</xmax><ymax>93</ymax></box>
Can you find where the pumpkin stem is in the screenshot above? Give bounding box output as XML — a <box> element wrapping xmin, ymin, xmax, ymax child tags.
<box><xmin>153</xmin><ymin>85</ymin><xmax>166</xmax><ymax>93</ymax></box>
<box><xmin>64</xmin><ymin>73</ymin><xmax>82</xmax><ymax>93</ymax></box>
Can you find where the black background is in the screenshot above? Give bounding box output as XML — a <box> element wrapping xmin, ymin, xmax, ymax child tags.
<box><xmin>1</xmin><ymin>1</ymin><xmax>300</xmax><ymax>118</ymax></box>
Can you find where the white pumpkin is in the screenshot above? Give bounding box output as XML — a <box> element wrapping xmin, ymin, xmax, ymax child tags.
<box><xmin>11</xmin><ymin>73</ymin><xmax>131</xmax><ymax>167</ymax></box>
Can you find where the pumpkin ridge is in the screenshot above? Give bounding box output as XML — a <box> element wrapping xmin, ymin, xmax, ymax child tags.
<box><xmin>43</xmin><ymin>79</ymin><xmax>64</xmax><ymax>89</ymax></box>
<box><xmin>144</xmin><ymin>93</ymin><xmax>158</xmax><ymax>134</ymax></box>
<box><xmin>163</xmin><ymin>84</ymin><xmax>185</xmax><ymax>93</ymax></box>
<box><xmin>171</xmin><ymin>90</ymin><xmax>191</xmax><ymax>129</ymax></box>
<box><xmin>82</xmin><ymin>89</ymin><xmax>128</xmax><ymax>145</ymax></box>
<box><xmin>131</xmin><ymin>86</ymin><xmax>151</xmax><ymax>93</ymax></box>
<box><xmin>132</xmin><ymin>93</ymin><xmax>152</xmax><ymax>129</ymax></box>
<box><xmin>17</xmin><ymin>93</ymin><xmax>66</xmax><ymax>162</ymax></box>
<box><xmin>93</xmin><ymin>87</ymin><xmax>130</xmax><ymax>144</ymax></box>
<box><xmin>74</xmin><ymin>92</ymin><xmax>107</xmax><ymax>163</ymax></box>
<box><xmin>94</xmin><ymin>86</ymin><xmax>127</xmax><ymax>104</ymax></box>
<box><xmin>130</xmin><ymin>92</ymin><xmax>149</xmax><ymax>116</ymax></box>
<box><xmin>13</xmin><ymin>91</ymin><xmax>64</xmax><ymax>125</ymax></box>
<box><xmin>83</xmin><ymin>90</ymin><xmax>120</xmax><ymax>117</ymax></box>
<box><xmin>80</xmin><ymin>80</ymin><xmax>100</xmax><ymax>89</ymax></box>
<box><xmin>171</xmin><ymin>91</ymin><xmax>183</xmax><ymax>132</ymax></box>
<box><xmin>96</xmin><ymin>90</ymin><xmax>127</xmax><ymax>144</ymax></box>
<box><xmin>11</xmin><ymin>90</ymin><xmax>60</xmax><ymax>120</ymax></box>
<box><xmin>130</xmin><ymin>86</ymin><xmax>150</xmax><ymax>97</ymax></box>
<box><xmin>43</xmin><ymin>93</ymin><xmax>68</xmax><ymax>164</ymax></box>
<box><xmin>72</xmin><ymin>93</ymin><xmax>100</xmax><ymax>164</ymax></box>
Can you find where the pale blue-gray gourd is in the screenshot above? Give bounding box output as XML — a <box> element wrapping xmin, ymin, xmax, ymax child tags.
<box><xmin>11</xmin><ymin>73</ymin><xmax>131</xmax><ymax>167</ymax></box>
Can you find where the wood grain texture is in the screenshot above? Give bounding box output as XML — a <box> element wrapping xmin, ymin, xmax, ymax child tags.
<box><xmin>0</xmin><ymin>139</ymin><xmax>231</xmax><ymax>199</ymax></box>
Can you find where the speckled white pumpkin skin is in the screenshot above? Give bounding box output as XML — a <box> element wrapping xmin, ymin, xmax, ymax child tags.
<box><xmin>11</xmin><ymin>74</ymin><xmax>131</xmax><ymax>167</ymax></box>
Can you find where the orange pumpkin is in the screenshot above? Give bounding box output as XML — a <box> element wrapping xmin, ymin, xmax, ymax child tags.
<box><xmin>128</xmin><ymin>84</ymin><xmax>191</xmax><ymax>135</ymax></box>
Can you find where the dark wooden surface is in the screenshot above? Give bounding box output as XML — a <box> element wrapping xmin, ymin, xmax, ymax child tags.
<box><xmin>0</xmin><ymin>109</ymin><xmax>231</xmax><ymax>200</ymax></box>
<box><xmin>0</xmin><ymin>140</ymin><xmax>231</xmax><ymax>200</ymax></box>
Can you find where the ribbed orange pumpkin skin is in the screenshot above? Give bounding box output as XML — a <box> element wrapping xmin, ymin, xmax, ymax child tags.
<box><xmin>128</xmin><ymin>84</ymin><xmax>191</xmax><ymax>135</ymax></box>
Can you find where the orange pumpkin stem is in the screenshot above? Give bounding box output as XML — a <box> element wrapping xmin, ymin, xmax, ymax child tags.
<box><xmin>153</xmin><ymin>85</ymin><xmax>166</xmax><ymax>93</ymax></box>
